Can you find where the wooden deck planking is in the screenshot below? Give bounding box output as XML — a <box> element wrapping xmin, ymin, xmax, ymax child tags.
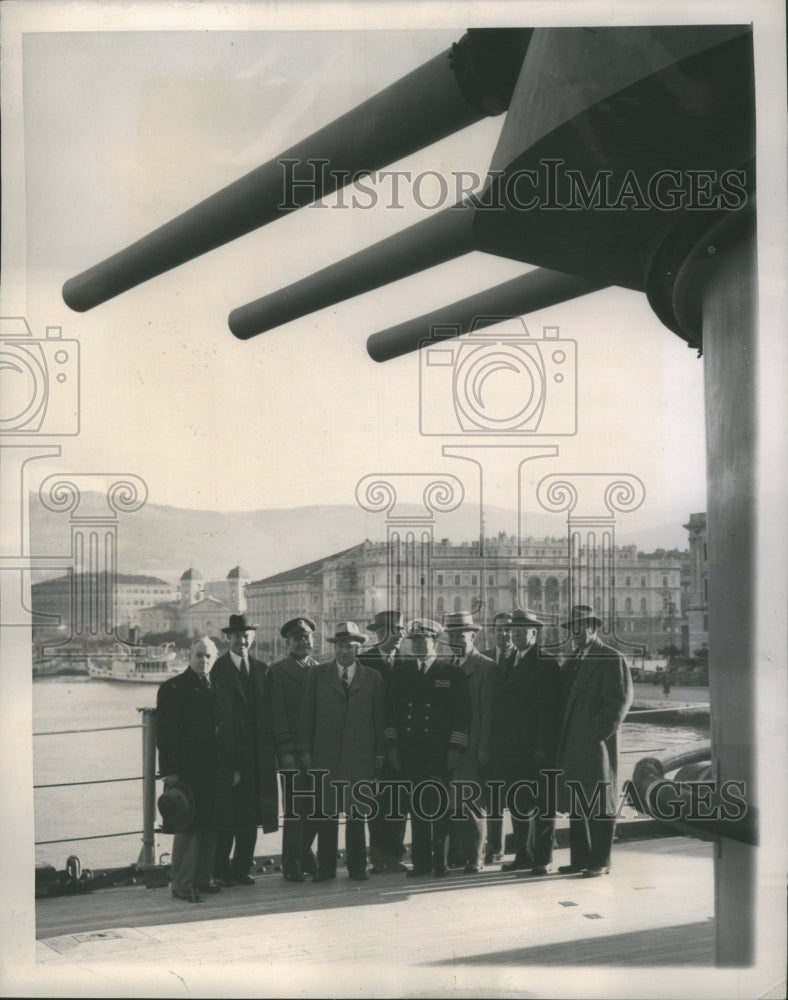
<box><xmin>35</xmin><ymin>838</ymin><xmax>715</xmax><ymax>969</ymax></box>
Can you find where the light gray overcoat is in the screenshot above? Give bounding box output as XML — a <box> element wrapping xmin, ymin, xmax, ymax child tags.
<box><xmin>556</xmin><ymin>637</ymin><xmax>634</xmax><ymax>816</ymax></box>
<box><xmin>298</xmin><ymin>660</ymin><xmax>385</xmax><ymax>816</ymax></box>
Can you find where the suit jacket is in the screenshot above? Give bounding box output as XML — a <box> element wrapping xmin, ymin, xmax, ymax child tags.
<box><xmin>156</xmin><ymin>667</ymin><xmax>223</xmax><ymax>831</ymax></box>
<box><xmin>556</xmin><ymin>637</ymin><xmax>633</xmax><ymax>815</ymax></box>
<box><xmin>298</xmin><ymin>659</ymin><xmax>385</xmax><ymax>815</ymax></box>
<box><xmin>267</xmin><ymin>653</ymin><xmax>319</xmax><ymax>761</ymax></box>
<box><xmin>210</xmin><ymin>651</ymin><xmax>279</xmax><ymax>833</ymax></box>
<box><xmin>490</xmin><ymin>644</ymin><xmax>562</xmax><ymax>785</ymax></box>
<box><xmin>452</xmin><ymin>650</ymin><xmax>494</xmax><ymax>781</ymax></box>
<box><xmin>482</xmin><ymin>646</ymin><xmax>518</xmax><ymax>674</ymax></box>
<box><xmin>358</xmin><ymin>644</ymin><xmax>406</xmax><ymax>687</ymax></box>
<box><xmin>385</xmin><ymin>657</ymin><xmax>471</xmax><ymax>773</ymax></box>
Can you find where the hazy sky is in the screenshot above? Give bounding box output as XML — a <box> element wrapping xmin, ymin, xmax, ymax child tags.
<box><xmin>4</xmin><ymin>4</ymin><xmax>780</xmax><ymax>549</ymax></box>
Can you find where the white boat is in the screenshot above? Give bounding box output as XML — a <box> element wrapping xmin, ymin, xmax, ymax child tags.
<box><xmin>88</xmin><ymin>642</ymin><xmax>185</xmax><ymax>684</ymax></box>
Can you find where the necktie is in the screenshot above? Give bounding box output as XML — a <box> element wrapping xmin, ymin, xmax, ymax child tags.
<box><xmin>240</xmin><ymin>657</ymin><xmax>249</xmax><ymax>684</ymax></box>
<box><xmin>342</xmin><ymin>665</ymin><xmax>350</xmax><ymax>694</ymax></box>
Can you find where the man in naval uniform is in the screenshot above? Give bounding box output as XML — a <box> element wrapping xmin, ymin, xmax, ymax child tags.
<box><xmin>385</xmin><ymin>619</ymin><xmax>471</xmax><ymax>877</ymax></box>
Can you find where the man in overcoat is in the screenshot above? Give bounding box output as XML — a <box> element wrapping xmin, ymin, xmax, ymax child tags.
<box><xmin>480</xmin><ymin>611</ymin><xmax>518</xmax><ymax>863</ymax></box>
<box><xmin>156</xmin><ymin>635</ymin><xmax>223</xmax><ymax>902</ymax></box>
<box><xmin>442</xmin><ymin>611</ymin><xmax>494</xmax><ymax>874</ymax></box>
<box><xmin>267</xmin><ymin>616</ymin><xmax>320</xmax><ymax>882</ymax></box>
<box><xmin>358</xmin><ymin>609</ymin><xmax>408</xmax><ymax>873</ymax></box>
<box><xmin>298</xmin><ymin>621</ymin><xmax>385</xmax><ymax>881</ymax></box>
<box><xmin>385</xmin><ymin>619</ymin><xmax>471</xmax><ymax>877</ymax></box>
<box><xmin>491</xmin><ymin>608</ymin><xmax>562</xmax><ymax>875</ymax></box>
<box><xmin>555</xmin><ymin>604</ymin><xmax>633</xmax><ymax>877</ymax></box>
<box><xmin>210</xmin><ymin>613</ymin><xmax>279</xmax><ymax>886</ymax></box>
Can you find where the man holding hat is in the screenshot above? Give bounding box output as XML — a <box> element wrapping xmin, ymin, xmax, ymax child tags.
<box><xmin>156</xmin><ymin>635</ymin><xmax>222</xmax><ymax>902</ymax></box>
<box><xmin>267</xmin><ymin>616</ymin><xmax>320</xmax><ymax>882</ymax></box>
<box><xmin>492</xmin><ymin>609</ymin><xmax>562</xmax><ymax>875</ymax></box>
<box><xmin>555</xmin><ymin>604</ymin><xmax>633</xmax><ymax>878</ymax></box>
<box><xmin>442</xmin><ymin>611</ymin><xmax>494</xmax><ymax>874</ymax></box>
<box><xmin>385</xmin><ymin>619</ymin><xmax>471</xmax><ymax>877</ymax></box>
<box><xmin>359</xmin><ymin>610</ymin><xmax>408</xmax><ymax>873</ymax></box>
<box><xmin>298</xmin><ymin>622</ymin><xmax>385</xmax><ymax>882</ymax></box>
<box><xmin>210</xmin><ymin>614</ymin><xmax>279</xmax><ymax>887</ymax></box>
<box><xmin>481</xmin><ymin>611</ymin><xmax>518</xmax><ymax>864</ymax></box>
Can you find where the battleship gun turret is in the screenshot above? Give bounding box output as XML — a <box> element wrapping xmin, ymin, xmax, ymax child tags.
<box><xmin>62</xmin><ymin>29</ymin><xmax>532</xmax><ymax>312</ymax></box>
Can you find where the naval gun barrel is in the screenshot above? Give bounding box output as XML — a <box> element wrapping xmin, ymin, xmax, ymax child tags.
<box><xmin>367</xmin><ymin>268</ymin><xmax>605</xmax><ymax>362</ymax></box>
<box><xmin>62</xmin><ymin>29</ymin><xmax>533</xmax><ymax>313</ymax></box>
<box><xmin>229</xmin><ymin>206</ymin><xmax>475</xmax><ymax>339</ymax></box>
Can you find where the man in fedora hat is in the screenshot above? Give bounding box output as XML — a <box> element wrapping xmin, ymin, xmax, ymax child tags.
<box><xmin>210</xmin><ymin>614</ymin><xmax>279</xmax><ymax>887</ymax></box>
<box><xmin>267</xmin><ymin>617</ymin><xmax>320</xmax><ymax>882</ymax></box>
<box><xmin>480</xmin><ymin>611</ymin><xmax>518</xmax><ymax>864</ymax></box>
<box><xmin>555</xmin><ymin>604</ymin><xmax>633</xmax><ymax>878</ymax></box>
<box><xmin>491</xmin><ymin>609</ymin><xmax>562</xmax><ymax>875</ymax></box>
<box><xmin>359</xmin><ymin>610</ymin><xmax>408</xmax><ymax>873</ymax></box>
<box><xmin>442</xmin><ymin>611</ymin><xmax>494</xmax><ymax>875</ymax></box>
<box><xmin>385</xmin><ymin>619</ymin><xmax>471</xmax><ymax>877</ymax></box>
<box><xmin>156</xmin><ymin>635</ymin><xmax>222</xmax><ymax>902</ymax></box>
<box><xmin>298</xmin><ymin>622</ymin><xmax>385</xmax><ymax>882</ymax></box>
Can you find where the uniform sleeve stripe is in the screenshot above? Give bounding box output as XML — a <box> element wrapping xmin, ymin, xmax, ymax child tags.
<box><xmin>450</xmin><ymin>731</ymin><xmax>469</xmax><ymax>748</ymax></box>
<box><xmin>384</xmin><ymin>727</ymin><xmax>398</xmax><ymax>741</ymax></box>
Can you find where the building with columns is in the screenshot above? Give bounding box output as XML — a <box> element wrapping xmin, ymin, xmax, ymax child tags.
<box><xmin>246</xmin><ymin>533</ymin><xmax>686</xmax><ymax>661</ymax></box>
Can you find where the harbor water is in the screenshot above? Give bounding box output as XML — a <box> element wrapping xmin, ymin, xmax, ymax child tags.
<box><xmin>33</xmin><ymin>677</ymin><xmax>710</xmax><ymax>872</ymax></box>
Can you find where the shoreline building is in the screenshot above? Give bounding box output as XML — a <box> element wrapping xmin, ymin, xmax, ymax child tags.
<box><xmin>246</xmin><ymin>534</ymin><xmax>686</xmax><ymax>661</ymax></box>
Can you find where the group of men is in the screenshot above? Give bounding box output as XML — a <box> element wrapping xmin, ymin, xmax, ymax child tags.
<box><xmin>156</xmin><ymin>603</ymin><xmax>633</xmax><ymax>902</ymax></box>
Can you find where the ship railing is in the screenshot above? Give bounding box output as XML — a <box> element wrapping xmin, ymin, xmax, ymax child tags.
<box><xmin>33</xmin><ymin>708</ymin><xmax>158</xmax><ymax>865</ymax></box>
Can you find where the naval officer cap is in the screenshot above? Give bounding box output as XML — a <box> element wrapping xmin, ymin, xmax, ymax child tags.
<box><xmin>280</xmin><ymin>616</ymin><xmax>316</xmax><ymax>639</ymax></box>
<box><xmin>406</xmin><ymin>618</ymin><xmax>443</xmax><ymax>639</ymax></box>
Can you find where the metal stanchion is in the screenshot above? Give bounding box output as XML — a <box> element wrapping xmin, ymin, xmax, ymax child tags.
<box><xmin>138</xmin><ymin>707</ymin><xmax>157</xmax><ymax>867</ymax></box>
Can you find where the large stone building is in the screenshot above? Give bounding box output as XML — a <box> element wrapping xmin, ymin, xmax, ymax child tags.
<box><xmin>683</xmin><ymin>512</ymin><xmax>709</xmax><ymax>655</ymax></box>
<box><xmin>139</xmin><ymin>565</ymin><xmax>251</xmax><ymax>638</ymax></box>
<box><xmin>31</xmin><ymin>572</ymin><xmax>178</xmax><ymax>641</ymax></box>
<box><xmin>246</xmin><ymin>534</ymin><xmax>686</xmax><ymax>661</ymax></box>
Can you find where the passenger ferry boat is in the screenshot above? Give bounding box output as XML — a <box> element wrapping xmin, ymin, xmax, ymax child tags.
<box><xmin>87</xmin><ymin>642</ymin><xmax>185</xmax><ymax>684</ymax></box>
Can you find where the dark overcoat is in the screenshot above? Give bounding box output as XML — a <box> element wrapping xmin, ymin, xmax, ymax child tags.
<box><xmin>156</xmin><ymin>666</ymin><xmax>223</xmax><ymax>831</ymax></box>
<box><xmin>490</xmin><ymin>644</ymin><xmax>563</xmax><ymax>787</ymax></box>
<box><xmin>453</xmin><ymin>650</ymin><xmax>495</xmax><ymax>781</ymax></box>
<box><xmin>210</xmin><ymin>651</ymin><xmax>279</xmax><ymax>834</ymax></box>
<box><xmin>358</xmin><ymin>645</ymin><xmax>406</xmax><ymax>687</ymax></box>
<box><xmin>298</xmin><ymin>660</ymin><xmax>385</xmax><ymax>815</ymax></box>
<box><xmin>555</xmin><ymin>637</ymin><xmax>633</xmax><ymax>815</ymax></box>
<box><xmin>267</xmin><ymin>653</ymin><xmax>319</xmax><ymax>762</ymax></box>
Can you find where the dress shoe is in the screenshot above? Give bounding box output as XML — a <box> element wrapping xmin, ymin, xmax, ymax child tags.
<box><xmin>348</xmin><ymin>870</ymin><xmax>369</xmax><ymax>881</ymax></box>
<box><xmin>433</xmin><ymin>867</ymin><xmax>448</xmax><ymax>878</ymax></box>
<box><xmin>216</xmin><ymin>877</ymin><xmax>236</xmax><ymax>888</ymax></box>
<box><xmin>406</xmin><ymin>867</ymin><xmax>431</xmax><ymax>878</ymax></box>
<box><xmin>301</xmin><ymin>861</ymin><xmax>318</xmax><ymax>876</ymax></box>
<box><xmin>583</xmin><ymin>866</ymin><xmax>610</xmax><ymax>878</ymax></box>
<box><xmin>557</xmin><ymin>864</ymin><xmax>585</xmax><ymax>874</ymax></box>
<box><xmin>369</xmin><ymin>864</ymin><xmax>388</xmax><ymax>874</ymax></box>
<box><xmin>387</xmin><ymin>861</ymin><xmax>408</xmax><ymax>873</ymax></box>
<box><xmin>464</xmin><ymin>863</ymin><xmax>481</xmax><ymax>874</ymax></box>
<box><xmin>484</xmin><ymin>852</ymin><xmax>503</xmax><ymax>865</ymax></box>
<box><xmin>529</xmin><ymin>866</ymin><xmax>549</xmax><ymax>876</ymax></box>
<box><xmin>312</xmin><ymin>871</ymin><xmax>336</xmax><ymax>883</ymax></box>
<box><xmin>283</xmin><ymin>871</ymin><xmax>305</xmax><ymax>883</ymax></box>
<box><xmin>171</xmin><ymin>888</ymin><xmax>202</xmax><ymax>903</ymax></box>
<box><xmin>235</xmin><ymin>874</ymin><xmax>256</xmax><ymax>886</ymax></box>
<box><xmin>500</xmin><ymin>859</ymin><xmax>528</xmax><ymax>872</ymax></box>
<box><xmin>195</xmin><ymin>882</ymin><xmax>221</xmax><ymax>894</ymax></box>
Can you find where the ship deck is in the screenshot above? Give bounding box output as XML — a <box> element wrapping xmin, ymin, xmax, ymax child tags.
<box><xmin>32</xmin><ymin>836</ymin><xmax>729</xmax><ymax>995</ymax></box>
